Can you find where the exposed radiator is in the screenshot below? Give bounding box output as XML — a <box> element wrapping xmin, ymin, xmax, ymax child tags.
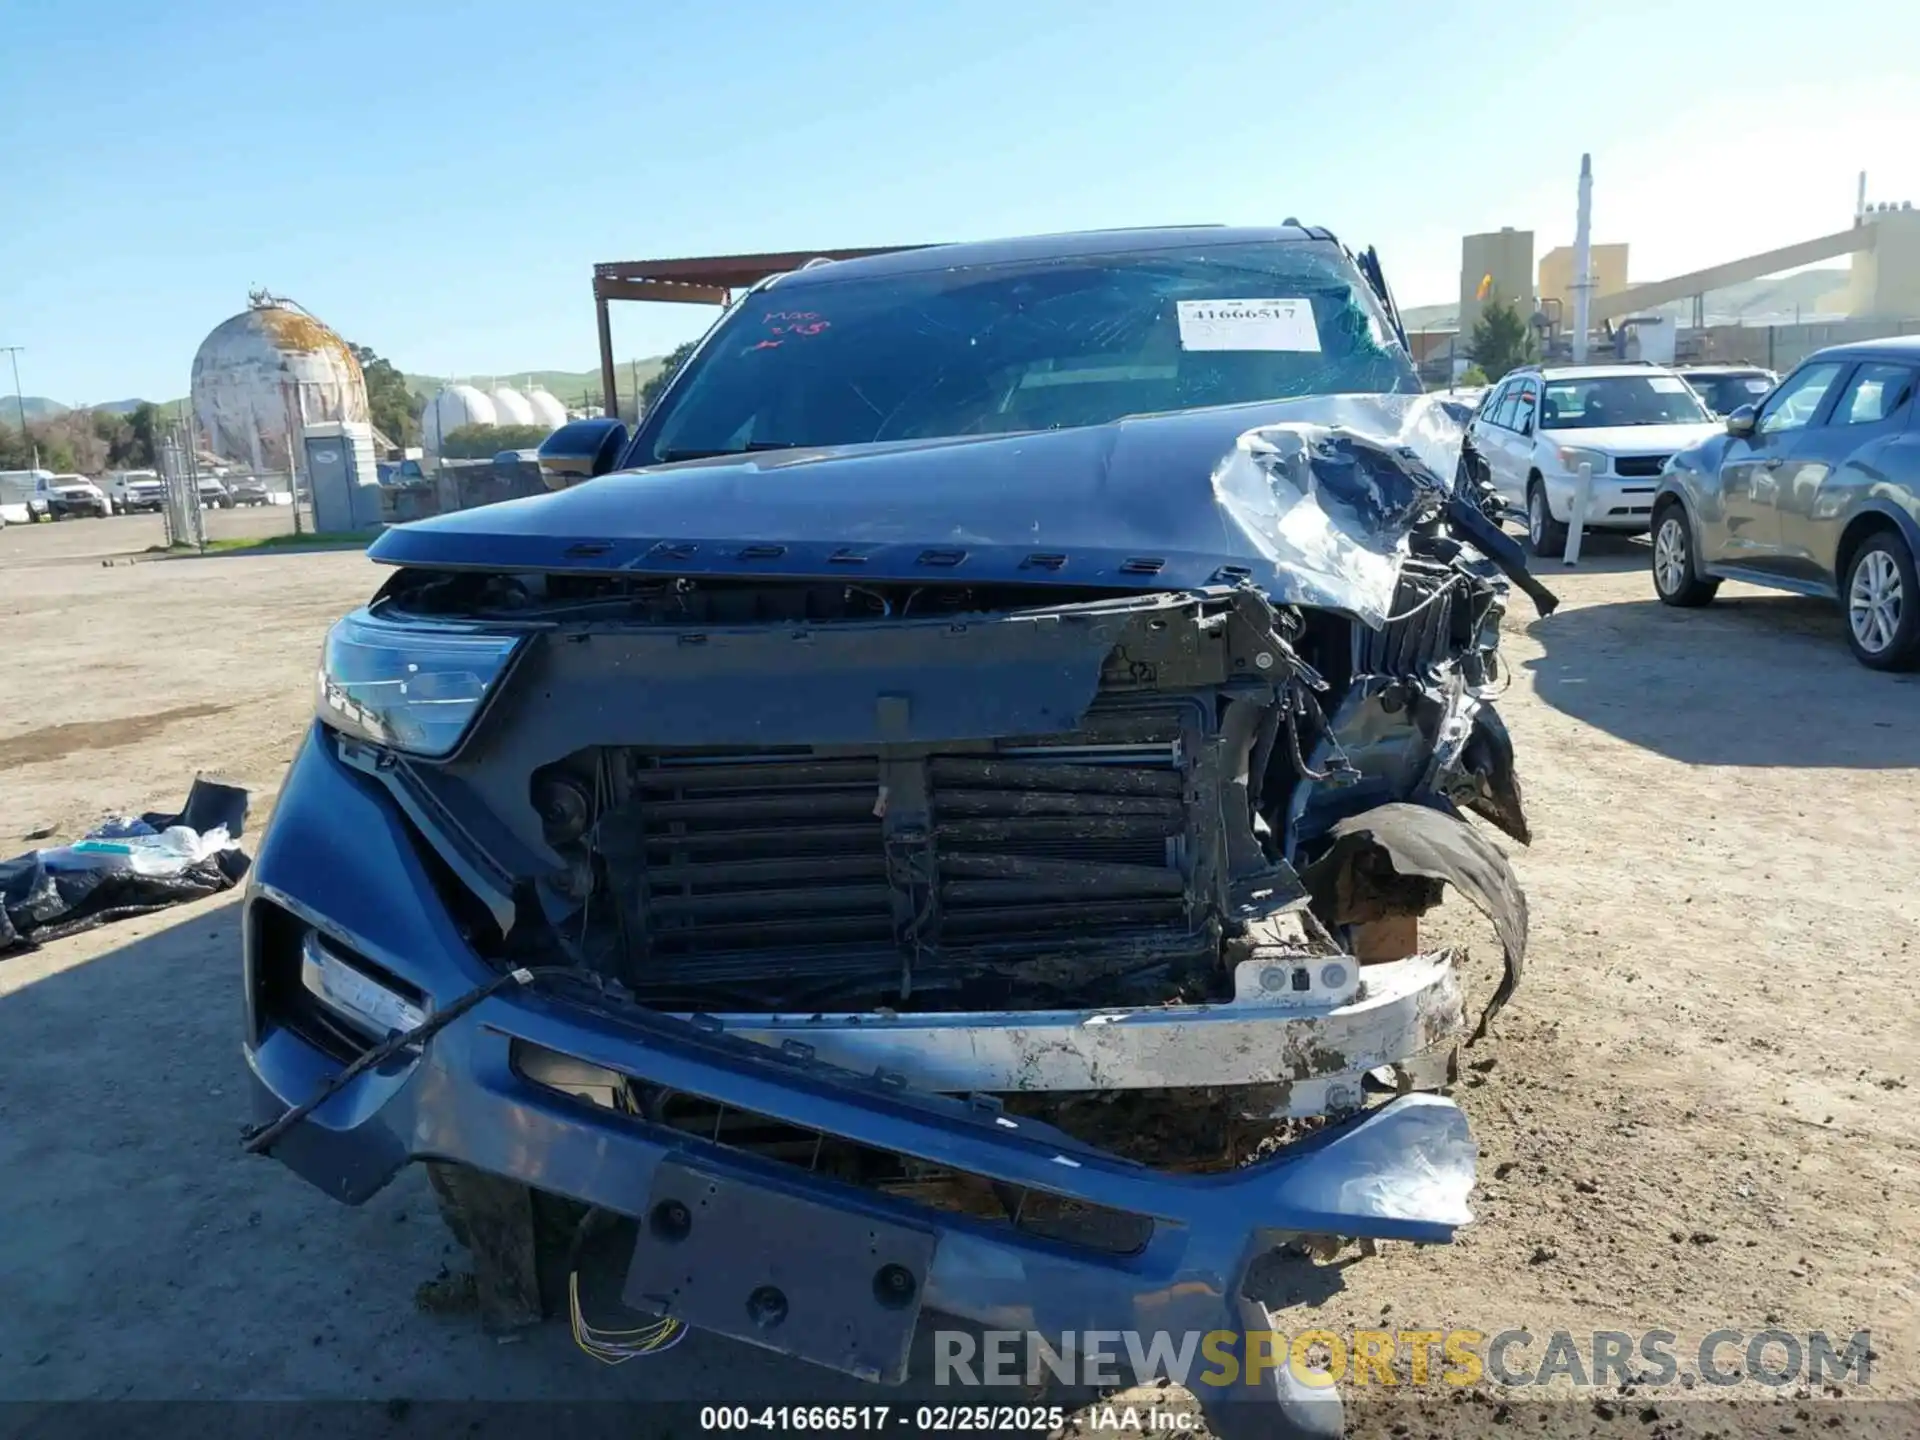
<box><xmin>610</xmin><ymin>698</ymin><xmax>1211</xmax><ymax>992</ymax></box>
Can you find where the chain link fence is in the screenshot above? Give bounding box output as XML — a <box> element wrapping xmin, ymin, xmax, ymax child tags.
<box><xmin>153</xmin><ymin>423</ymin><xmax>315</xmax><ymax>548</ymax></box>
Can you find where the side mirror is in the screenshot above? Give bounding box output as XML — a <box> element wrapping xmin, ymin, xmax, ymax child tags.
<box><xmin>1725</xmin><ymin>405</ymin><xmax>1758</xmax><ymax>438</ymax></box>
<box><xmin>538</xmin><ymin>418</ymin><xmax>629</xmax><ymax>488</ymax></box>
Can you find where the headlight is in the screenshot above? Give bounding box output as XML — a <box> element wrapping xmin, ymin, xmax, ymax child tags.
<box><xmin>1555</xmin><ymin>447</ymin><xmax>1610</xmax><ymax>476</ymax></box>
<box><xmin>316</xmin><ymin>609</ymin><xmax>520</xmax><ymax>757</ymax></box>
<box><xmin>300</xmin><ymin>930</ymin><xmax>427</xmax><ymax>1037</ymax></box>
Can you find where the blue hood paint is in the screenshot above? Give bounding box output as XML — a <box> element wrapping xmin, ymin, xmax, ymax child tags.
<box><xmin>370</xmin><ymin>393</ymin><xmax>1440</xmax><ymax>593</ymax></box>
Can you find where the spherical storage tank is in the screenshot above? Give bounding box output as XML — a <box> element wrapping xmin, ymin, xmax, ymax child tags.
<box><xmin>488</xmin><ymin>385</ymin><xmax>537</xmax><ymax>428</ymax></box>
<box><xmin>422</xmin><ymin>384</ymin><xmax>498</xmax><ymax>455</ymax></box>
<box><xmin>191</xmin><ymin>292</ymin><xmax>370</xmax><ymax>473</ymax></box>
<box><xmin>525</xmin><ymin>387</ymin><xmax>568</xmax><ymax>430</ymax></box>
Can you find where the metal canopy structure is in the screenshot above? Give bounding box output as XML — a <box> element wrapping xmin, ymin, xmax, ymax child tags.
<box><xmin>591</xmin><ymin>246</ymin><xmax>934</xmax><ymax>416</ymax></box>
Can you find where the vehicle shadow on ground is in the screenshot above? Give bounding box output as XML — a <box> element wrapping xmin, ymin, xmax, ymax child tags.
<box><xmin>1523</xmin><ymin>583</ymin><xmax>1920</xmax><ymax>769</ymax></box>
<box><xmin>1528</xmin><ymin>529</ymin><xmax>1650</xmax><ymax>577</ymax></box>
<box><xmin>0</xmin><ymin>898</ymin><xmax>1349</xmax><ymax>1404</ymax></box>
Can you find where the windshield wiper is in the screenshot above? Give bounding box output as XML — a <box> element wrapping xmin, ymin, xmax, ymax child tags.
<box><xmin>657</xmin><ymin>441</ymin><xmax>806</xmax><ymax>463</ymax></box>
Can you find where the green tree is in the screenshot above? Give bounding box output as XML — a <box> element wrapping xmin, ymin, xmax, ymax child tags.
<box><xmin>439</xmin><ymin>423</ymin><xmax>552</xmax><ymax>459</ymax></box>
<box><xmin>1467</xmin><ymin>300</ymin><xmax>1536</xmax><ymax>380</ymax></box>
<box><xmin>0</xmin><ymin>421</ymin><xmax>49</xmax><ymax>470</ymax></box>
<box><xmin>118</xmin><ymin>403</ymin><xmax>160</xmax><ymax>468</ymax></box>
<box><xmin>637</xmin><ymin>340</ymin><xmax>699</xmax><ymax>418</ymax></box>
<box><xmin>349</xmin><ymin>343</ymin><xmax>422</xmax><ymax>446</ymax></box>
<box><xmin>0</xmin><ymin>412</ymin><xmax>104</xmax><ymax>472</ymax></box>
<box><xmin>1459</xmin><ymin>363</ymin><xmax>1490</xmax><ymax>386</ymax></box>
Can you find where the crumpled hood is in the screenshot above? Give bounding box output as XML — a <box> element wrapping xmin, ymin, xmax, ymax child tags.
<box><xmin>1541</xmin><ymin>421</ymin><xmax>1722</xmax><ymax>456</ymax></box>
<box><xmin>371</xmin><ymin>392</ymin><xmax>1463</xmax><ymax>624</ymax></box>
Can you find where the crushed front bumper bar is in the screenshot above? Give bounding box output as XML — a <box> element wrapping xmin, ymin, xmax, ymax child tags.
<box><xmin>698</xmin><ymin>951</ymin><xmax>1462</xmax><ymax>1115</ymax></box>
<box><xmin>244</xmin><ymin>731</ymin><xmax>1478</xmax><ymax>1421</ymax></box>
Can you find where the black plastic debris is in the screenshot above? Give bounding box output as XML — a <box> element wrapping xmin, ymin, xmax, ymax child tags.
<box><xmin>0</xmin><ymin>779</ymin><xmax>250</xmax><ymax>954</ymax></box>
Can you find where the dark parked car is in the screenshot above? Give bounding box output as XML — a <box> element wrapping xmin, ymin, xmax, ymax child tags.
<box><xmin>225</xmin><ymin>474</ymin><xmax>272</xmax><ymax>506</ymax></box>
<box><xmin>244</xmin><ymin>227</ymin><xmax>1552</xmax><ymax>1434</ymax></box>
<box><xmin>1672</xmin><ymin>365</ymin><xmax>1777</xmax><ymax>419</ymax></box>
<box><xmin>1652</xmin><ymin>336</ymin><xmax>1920</xmax><ymax>669</ymax></box>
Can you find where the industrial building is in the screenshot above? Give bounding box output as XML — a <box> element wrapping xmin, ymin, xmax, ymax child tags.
<box><xmin>190</xmin><ymin>292</ymin><xmax>370</xmax><ymax>475</ymax></box>
<box><xmin>1539</xmin><ymin>243</ymin><xmax>1628</xmax><ymax>315</ymax></box>
<box><xmin>1457</xmin><ymin>227</ymin><xmax>1535</xmax><ymax>337</ymax></box>
<box><xmin>421</xmin><ymin>381</ymin><xmax>568</xmax><ymax>457</ymax></box>
<box><xmin>1439</xmin><ymin>170</ymin><xmax>1920</xmax><ymax>379</ymax></box>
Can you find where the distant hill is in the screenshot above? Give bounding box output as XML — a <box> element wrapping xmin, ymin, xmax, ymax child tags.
<box><xmin>403</xmin><ymin>359</ymin><xmax>669</xmax><ymax>410</ymax></box>
<box><xmin>2</xmin><ymin>357</ymin><xmax>671</xmax><ymax>432</ymax></box>
<box><xmin>3</xmin><ymin>396</ymin><xmax>71</xmax><ymax>423</ymax></box>
<box><xmin>1399</xmin><ymin>266</ymin><xmax>1854</xmax><ymax>334</ymax></box>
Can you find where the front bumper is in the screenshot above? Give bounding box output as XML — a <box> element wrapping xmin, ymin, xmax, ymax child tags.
<box><xmin>245</xmin><ymin>728</ymin><xmax>1479</xmax><ymax>1392</ymax></box>
<box><xmin>1542</xmin><ymin>470</ymin><xmax>1660</xmax><ymax>529</ymax></box>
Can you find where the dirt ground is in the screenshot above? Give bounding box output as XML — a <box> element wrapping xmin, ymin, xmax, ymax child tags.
<box><xmin>1</xmin><ymin>519</ymin><xmax>1915</xmax><ymax>1437</ymax></box>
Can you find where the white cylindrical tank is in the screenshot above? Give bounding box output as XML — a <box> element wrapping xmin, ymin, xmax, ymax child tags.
<box><xmin>488</xmin><ymin>385</ymin><xmax>536</xmax><ymax>427</ymax></box>
<box><xmin>191</xmin><ymin>295</ymin><xmax>370</xmax><ymax>474</ymax></box>
<box><xmin>525</xmin><ymin>387</ymin><xmax>568</xmax><ymax>431</ymax></box>
<box><xmin>422</xmin><ymin>384</ymin><xmax>498</xmax><ymax>455</ymax></box>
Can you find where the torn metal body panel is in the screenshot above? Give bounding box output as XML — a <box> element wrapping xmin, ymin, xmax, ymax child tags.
<box><xmin>1302</xmin><ymin>802</ymin><xmax>1529</xmax><ymax>1041</ymax></box>
<box><xmin>245</xmin><ymin>230</ymin><xmax>1553</xmax><ymax>1430</ymax></box>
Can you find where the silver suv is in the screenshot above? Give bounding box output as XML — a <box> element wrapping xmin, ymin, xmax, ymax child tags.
<box><xmin>1468</xmin><ymin>364</ymin><xmax>1724</xmax><ymax>555</ymax></box>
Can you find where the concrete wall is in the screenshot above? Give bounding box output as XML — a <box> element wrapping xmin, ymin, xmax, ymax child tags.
<box><xmin>1539</xmin><ymin>243</ymin><xmax>1629</xmax><ymax>313</ymax></box>
<box><xmin>1459</xmin><ymin>228</ymin><xmax>1535</xmax><ymax>336</ymax></box>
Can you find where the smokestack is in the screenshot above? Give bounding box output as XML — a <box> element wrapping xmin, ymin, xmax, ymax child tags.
<box><xmin>1857</xmin><ymin>171</ymin><xmax>1868</xmax><ymax>222</ymax></box>
<box><xmin>1571</xmin><ymin>153</ymin><xmax>1594</xmax><ymax>363</ymax></box>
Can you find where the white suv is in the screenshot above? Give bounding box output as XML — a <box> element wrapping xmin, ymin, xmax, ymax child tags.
<box><xmin>1468</xmin><ymin>364</ymin><xmax>1724</xmax><ymax>555</ymax></box>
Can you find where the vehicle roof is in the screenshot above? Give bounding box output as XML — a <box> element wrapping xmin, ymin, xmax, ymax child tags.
<box><xmin>763</xmin><ymin>225</ymin><xmax>1331</xmax><ymax>287</ymax></box>
<box><xmin>1673</xmin><ymin>364</ymin><xmax>1774</xmax><ymax>375</ymax></box>
<box><xmin>1522</xmin><ymin>364</ymin><xmax>1683</xmax><ymax>381</ymax></box>
<box><xmin>1804</xmin><ymin>334</ymin><xmax>1920</xmax><ymax>364</ymax></box>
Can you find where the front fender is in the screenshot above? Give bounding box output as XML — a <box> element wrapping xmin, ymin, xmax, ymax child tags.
<box><xmin>1654</xmin><ymin>459</ymin><xmax>1715</xmax><ymax>559</ymax></box>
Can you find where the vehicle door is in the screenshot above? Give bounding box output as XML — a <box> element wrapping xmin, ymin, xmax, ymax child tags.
<box><xmin>1507</xmin><ymin>379</ymin><xmax>1543</xmax><ymax>484</ymax></box>
<box><xmin>1471</xmin><ymin>382</ymin><xmax>1523</xmax><ymax>507</ymax></box>
<box><xmin>1710</xmin><ymin>360</ymin><xmax>1846</xmax><ymax>570</ymax></box>
<box><xmin>1465</xmin><ymin>379</ymin><xmax>1508</xmax><ymax>464</ymax></box>
<box><xmin>1772</xmin><ymin>361</ymin><xmax>1917</xmax><ymax>587</ymax></box>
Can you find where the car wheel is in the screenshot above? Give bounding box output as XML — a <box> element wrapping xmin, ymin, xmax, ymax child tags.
<box><xmin>1651</xmin><ymin>503</ymin><xmax>1718</xmax><ymax>607</ymax></box>
<box><xmin>1526</xmin><ymin>482</ymin><xmax>1567</xmax><ymax>558</ymax></box>
<box><xmin>1843</xmin><ymin>531</ymin><xmax>1920</xmax><ymax>671</ymax></box>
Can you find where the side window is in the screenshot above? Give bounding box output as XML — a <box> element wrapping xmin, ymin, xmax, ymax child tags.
<box><xmin>1511</xmin><ymin>384</ymin><xmax>1539</xmax><ymax>436</ymax></box>
<box><xmin>1757</xmin><ymin>362</ymin><xmax>1845</xmax><ymax>436</ymax></box>
<box><xmin>1833</xmin><ymin>363</ymin><xmax>1916</xmax><ymax>426</ymax></box>
<box><xmin>1489</xmin><ymin>385</ymin><xmax>1520</xmax><ymax>431</ymax></box>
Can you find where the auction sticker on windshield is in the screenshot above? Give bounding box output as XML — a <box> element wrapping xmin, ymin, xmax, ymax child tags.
<box><xmin>1176</xmin><ymin>298</ymin><xmax>1320</xmax><ymax>352</ymax></box>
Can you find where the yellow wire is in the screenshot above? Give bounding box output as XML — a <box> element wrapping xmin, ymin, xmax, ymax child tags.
<box><xmin>569</xmin><ymin>1270</ymin><xmax>684</xmax><ymax>1363</ymax></box>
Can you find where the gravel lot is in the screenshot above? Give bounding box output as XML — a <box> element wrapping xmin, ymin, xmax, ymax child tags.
<box><xmin>2</xmin><ymin>522</ymin><xmax>1915</xmax><ymax>1436</ymax></box>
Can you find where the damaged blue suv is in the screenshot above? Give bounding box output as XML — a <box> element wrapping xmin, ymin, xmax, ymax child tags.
<box><xmin>243</xmin><ymin>227</ymin><xmax>1550</xmax><ymax>1437</ymax></box>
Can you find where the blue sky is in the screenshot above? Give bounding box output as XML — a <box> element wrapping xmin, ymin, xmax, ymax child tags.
<box><xmin>4</xmin><ymin>0</ymin><xmax>1915</xmax><ymax>404</ymax></box>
